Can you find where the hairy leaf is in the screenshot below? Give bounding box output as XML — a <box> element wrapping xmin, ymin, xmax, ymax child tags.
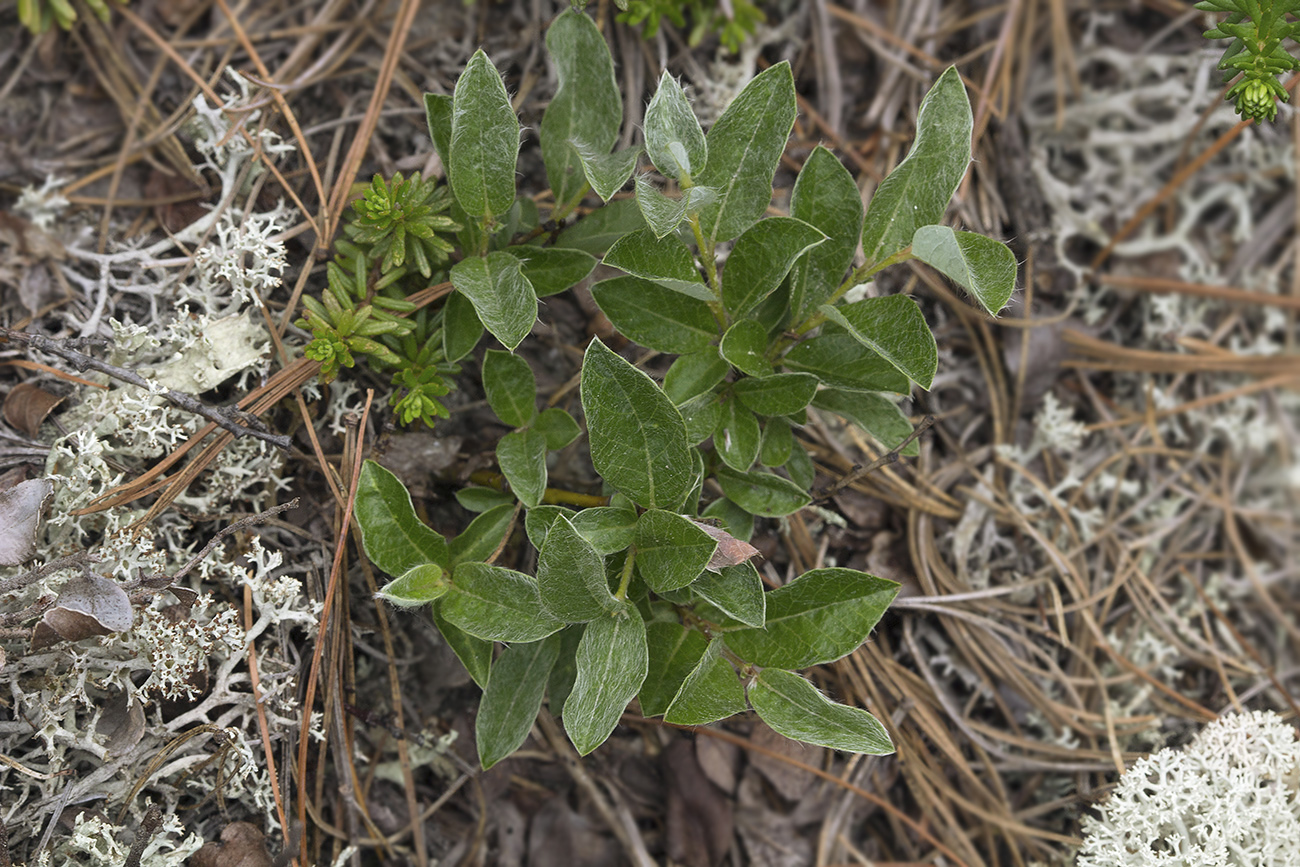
<box><xmin>356</xmin><ymin>460</ymin><xmax>450</xmax><ymax>575</ymax></box>
<box><xmin>441</xmin><ymin>562</ymin><xmax>564</xmax><ymax>642</ymax></box>
<box><xmin>540</xmin><ymin>9</ymin><xmax>621</xmax><ymax>209</ymax></box>
<box><xmin>911</xmin><ymin>226</ymin><xmax>1017</xmax><ymax>315</ymax></box>
<box><xmin>721</xmin><ymin>217</ymin><xmax>825</xmax><ymax>318</ymax></box>
<box><xmin>644</xmin><ymin>70</ymin><xmax>708</xmax><ymax>182</ymax></box>
<box><xmin>604</xmin><ymin>228</ymin><xmax>711</xmax><ymax>300</ymax></box>
<box><xmin>789</xmin><ymin>146</ymin><xmax>864</xmax><ymax>324</ymax></box>
<box><xmin>483</xmin><ymin>349</ymin><xmax>537</xmax><ymax>428</ymax></box>
<box><xmin>477</xmin><ymin>635</ymin><xmax>562</xmax><ymax>768</ymax></box>
<box><xmin>724</xmin><ymin>568</ymin><xmax>898</xmax><ymax>669</ymax></box>
<box><xmin>819</xmin><ymin>295</ymin><xmax>937</xmax><ymax>389</ymax></box>
<box><xmin>448</xmin><ymin>50</ymin><xmax>520</xmax><ymax>220</ymax></box>
<box><xmin>591</xmin><ymin>275</ymin><xmax>718</xmax><ymax>354</ymax></box>
<box><xmin>696</xmin><ymin>62</ymin><xmax>797</xmax><ymax>243</ymax></box>
<box><xmin>860</xmin><ymin>66</ymin><xmax>971</xmax><ymax>266</ymax></box>
<box><xmin>748</xmin><ymin>668</ymin><xmax>894</xmax><ymax>754</ymax></box>
<box><xmin>564</xmin><ymin>608</ymin><xmax>649</xmax><ymax>755</ymax></box>
<box><xmin>450</xmin><ymin>253</ymin><xmax>537</xmax><ymax>351</ymax></box>
<box><xmin>581</xmin><ymin>338</ymin><xmax>694</xmax><ymax>509</ymax></box>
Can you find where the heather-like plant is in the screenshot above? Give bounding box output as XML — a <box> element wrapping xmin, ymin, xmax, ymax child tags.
<box><xmin>346</xmin><ymin>6</ymin><xmax>1017</xmax><ymax>766</ymax></box>
<box><xmin>1197</xmin><ymin>0</ymin><xmax>1300</xmax><ymax>121</ymax></box>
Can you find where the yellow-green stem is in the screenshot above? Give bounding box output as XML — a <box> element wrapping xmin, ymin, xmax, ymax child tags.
<box><xmin>688</xmin><ymin>214</ymin><xmax>726</xmax><ymax>327</ymax></box>
<box><xmin>614</xmin><ymin>548</ymin><xmax>637</xmax><ymax>601</ymax></box>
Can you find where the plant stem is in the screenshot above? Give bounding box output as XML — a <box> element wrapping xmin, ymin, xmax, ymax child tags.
<box><xmin>614</xmin><ymin>548</ymin><xmax>637</xmax><ymax>601</ymax></box>
<box><xmin>688</xmin><ymin>214</ymin><xmax>727</xmax><ymax>327</ymax></box>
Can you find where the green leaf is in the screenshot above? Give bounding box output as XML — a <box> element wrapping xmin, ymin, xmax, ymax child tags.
<box><xmin>603</xmin><ymin>228</ymin><xmax>711</xmax><ymax>301</ymax></box>
<box><xmin>356</xmin><ymin>460</ymin><xmax>450</xmax><ymax>575</ymax></box>
<box><xmin>812</xmin><ymin>389</ymin><xmax>916</xmax><ymax>456</ymax></box>
<box><xmin>503</xmin><ymin>246</ymin><xmax>598</xmax><ymax>298</ymax></box>
<box><xmin>696</xmin><ymin>62</ymin><xmax>797</xmax><ymax>243</ymax></box>
<box><xmin>483</xmin><ymin>349</ymin><xmax>538</xmax><ymax>428</ymax></box>
<box><xmin>590</xmin><ymin>276</ymin><xmax>718</xmax><ymax>354</ymax></box>
<box><xmin>789</xmin><ymin>146</ymin><xmax>865</xmax><ymax>324</ymax></box>
<box><xmin>679</xmin><ymin>391</ymin><xmax>723</xmax><ymax>445</ymax></box>
<box><xmin>547</xmin><ymin>625</ymin><xmax>584</xmax><ymax>712</ymax></box>
<box><xmin>820</xmin><ymin>295</ymin><xmax>937</xmax><ymax>389</ymax></box>
<box><xmin>450</xmin><ymin>253</ymin><xmax>538</xmax><ymax>351</ymax></box>
<box><xmin>719</xmin><ymin>319</ymin><xmax>773</xmax><ymax>377</ymax></box>
<box><xmin>635</xmin><ymin>174</ymin><xmax>715</xmax><ymax>239</ymax></box>
<box><xmin>701</xmin><ymin>497</ymin><xmax>754</xmax><ymax>543</ymax></box>
<box><xmin>524</xmin><ymin>504</ymin><xmax>571</xmax><ymax>549</ymax></box>
<box><xmin>375</xmin><ymin>563</ymin><xmax>448</xmax><ymax>608</ymax></box>
<box><xmin>715</xmin><ymin>396</ymin><xmax>760</xmax><ymax>471</ymax></box>
<box><xmin>724</xmin><ymin>567</ymin><xmax>899</xmax><ymax>668</ymax></box>
<box><xmin>563</xmin><ymin>608</ymin><xmax>649</xmax><ymax>755</ymax></box>
<box><xmin>442</xmin><ymin>562</ymin><xmax>564</xmax><ymax>642</ymax></box>
<box><xmin>640</xmin><ymin>622</ymin><xmax>709</xmax><ymax>716</ymax></box>
<box><xmin>664</xmin><ymin>349</ymin><xmax>730</xmax><ymax>405</ymax></box>
<box><xmin>454</xmin><ymin>486</ymin><xmax>514</xmax><ymax>513</ymax></box>
<box><xmin>782</xmin><ymin>331</ymin><xmax>909</xmax><ymax>393</ymax></box>
<box><xmin>721</xmin><ymin>217</ymin><xmax>825</xmax><ymax>318</ymax></box>
<box><xmin>581</xmin><ymin>338</ymin><xmax>694</xmax><ymax>509</ymax></box>
<box><xmin>759</xmin><ymin>417</ymin><xmax>794</xmax><ymax>467</ymax></box>
<box><xmin>569</xmin><ymin>506</ymin><xmax>638</xmax><ymax>555</ymax></box>
<box><xmin>748</xmin><ymin>668</ymin><xmax>894</xmax><ymax>754</ymax></box>
<box><xmin>911</xmin><ymin>226</ymin><xmax>1016</xmax><ymax>316</ymax></box>
<box><xmin>449</xmin><ymin>503</ymin><xmax>516</xmax><ymax>566</ymax></box>
<box><xmin>577</xmin><ymin>146</ymin><xmax>642</xmax><ymax>202</ymax></box>
<box><xmin>860</xmin><ymin>66</ymin><xmax>971</xmax><ymax>267</ymax></box>
<box><xmin>541</xmin><ymin>9</ymin><xmax>622</xmax><ymax>209</ymax></box>
<box><xmin>538</xmin><ymin>514</ymin><xmax>619</xmax><ymax>622</ymax></box>
<box><xmin>534</xmin><ymin>407</ymin><xmax>582</xmax><ymax>450</ymax></box>
<box><xmin>449</xmin><ymin>50</ymin><xmax>520</xmax><ymax>220</ymax></box>
<box><xmin>476</xmin><ymin>635</ymin><xmax>562</xmax><ymax>769</ymax></box>
<box><xmin>692</xmin><ymin>562</ymin><xmax>765</xmax><ymax>628</ymax></box>
<box><xmin>664</xmin><ymin>640</ymin><xmax>746</xmax><ymax>725</ymax></box>
<box><xmin>644</xmin><ymin>70</ymin><xmax>708</xmax><ymax>182</ymax></box>
<box><xmin>423</xmin><ymin>93</ymin><xmax>453</xmax><ymax>167</ymax></box>
<box><xmin>784</xmin><ymin>441</ymin><xmax>815</xmax><ymax>490</ymax></box>
<box><xmin>497</xmin><ymin>429</ymin><xmax>547</xmax><ymax>508</ymax></box>
<box><xmin>556</xmin><ymin>198</ymin><xmax>646</xmax><ymax>256</ymax></box>
<box><xmin>715</xmin><ymin>466</ymin><xmax>810</xmax><ymax>517</ymax></box>
<box><xmin>442</xmin><ymin>288</ymin><xmax>485</xmax><ymax>363</ymax></box>
<box><xmin>432</xmin><ymin>599</ymin><xmax>493</xmax><ymax>688</ymax></box>
<box><xmin>733</xmin><ymin>373</ymin><xmax>819</xmax><ymax>417</ymax></box>
<box><xmin>634</xmin><ymin>510</ymin><xmax>717</xmax><ymax>592</ymax></box>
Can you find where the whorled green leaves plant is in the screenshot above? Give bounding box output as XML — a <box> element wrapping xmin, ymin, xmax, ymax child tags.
<box><xmin>351</xmin><ymin>6</ymin><xmax>1017</xmax><ymax>767</ymax></box>
<box><xmin>1196</xmin><ymin>0</ymin><xmax>1300</xmax><ymax>122</ymax></box>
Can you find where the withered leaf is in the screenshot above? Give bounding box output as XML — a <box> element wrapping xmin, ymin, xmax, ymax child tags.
<box><xmin>0</xmin><ymin>477</ymin><xmax>53</xmax><ymax>566</ymax></box>
<box><xmin>30</xmin><ymin>573</ymin><xmax>133</xmax><ymax>650</ymax></box>
<box><xmin>689</xmin><ymin>519</ymin><xmax>760</xmax><ymax>571</ymax></box>
<box><xmin>191</xmin><ymin>822</ymin><xmax>274</xmax><ymax>867</ymax></box>
<box><xmin>3</xmin><ymin>382</ymin><xmax>64</xmax><ymax>438</ymax></box>
<box><xmin>95</xmin><ymin>692</ymin><xmax>146</xmax><ymax>757</ymax></box>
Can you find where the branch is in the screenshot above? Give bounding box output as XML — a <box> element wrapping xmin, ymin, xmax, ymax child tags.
<box><xmin>814</xmin><ymin>414</ymin><xmax>935</xmax><ymax>501</ymax></box>
<box><xmin>0</xmin><ymin>329</ymin><xmax>291</xmax><ymax>450</ymax></box>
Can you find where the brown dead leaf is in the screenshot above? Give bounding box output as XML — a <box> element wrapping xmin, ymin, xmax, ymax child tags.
<box><xmin>735</xmin><ymin>769</ymin><xmax>813</xmax><ymax>867</ymax></box>
<box><xmin>690</xmin><ymin>519</ymin><xmax>760</xmax><ymax>571</ymax></box>
<box><xmin>664</xmin><ymin>738</ymin><xmax>734</xmax><ymax>867</ymax></box>
<box><xmin>526</xmin><ymin>796</ymin><xmax>619</xmax><ymax>867</ymax></box>
<box><xmin>4</xmin><ymin>382</ymin><xmax>64</xmax><ymax>438</ymax></box>
<box><xmin>695</xmin><ymin>736</ymin><xmax>741</xmax><ymax>794</ymax></box>
<box><xmin>30</xmin><ymin>572</ymin><xmax>133</xmax><ymax>650</ymax></box>
<box><xmin>96</xmin><ymin>691</ymin><xmax>146</xmax><ymax>757</ymax></box>
<box><xmin>191</xmin><ymin>822</ymin><xmax>274</xmax><ymax>867</ymax></box>
<box><xmin>0</xmin><ymin>477</ymin><xmax>53</xmax><ymax>566</ymax></box>
<box><xmin>0</xmin><ymin>210</ymin><xmax>66</xmax><ymax>259</ymax></box>
<box><xmin>747</xmin><ymin>722</ymin><xmax>823</xmax><ymax>803</ymax></box>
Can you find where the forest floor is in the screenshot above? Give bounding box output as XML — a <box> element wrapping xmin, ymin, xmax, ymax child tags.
<box><xmin>0</xmin><ymin>1</ymin><xmax>1297</xmax><ymax>866</ymax></box>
